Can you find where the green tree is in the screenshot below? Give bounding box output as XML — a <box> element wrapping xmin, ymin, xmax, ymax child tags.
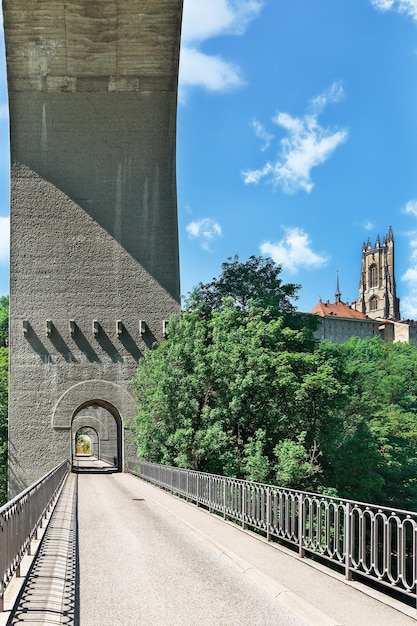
<box><xmin>186</xmin><ymin>255</ymin><xmax>300</xmax><ymax>315</ymax></box>
<box><xmin>134</xmin><ymin>255</ymin><xmax>417</xmax><ymax>510</ymax></box>
<box><xmin>274</xmin><ymin>432</ymin><xmax>322</xmax><ymax>490</ymax></box>
<box><xmin>132</xmin><ymin>299</ymin><xmax>338</xmax><ymax>483</ymax></box>
<box><xmin>320</xmin><ymin>337</ymin><xmax>417</xmax><ymax>507</ymax></box>
<box><xmin>0</xmin><ymin>296</ymin><xmax>9</xmax><ymax>348</ymax></box>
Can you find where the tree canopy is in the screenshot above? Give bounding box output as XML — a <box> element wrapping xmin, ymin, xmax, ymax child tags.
<box><xmin>133</xmin><ymin>302</ymin><xmax>327</xmax><ymax>482</ymax></box>
<box><xmin>186</xmin><ymin>255</ymin><xmax>300</xmax><ymax>315</ymax></box>
<box><xmin>132</xmin><ymin>256</ymin><xmax>417</xmax><ymax>510</ymax></box>
<box><xmin>0</xmin><ymin>296</ymin><xmax>8</xmax><ymax>348</ymax></box>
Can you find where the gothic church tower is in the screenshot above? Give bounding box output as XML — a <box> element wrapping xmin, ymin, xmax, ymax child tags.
<box><xmin>353</xmin><ymin>226</ymin><xmax>400</xmax><ymax>320</ymax></box>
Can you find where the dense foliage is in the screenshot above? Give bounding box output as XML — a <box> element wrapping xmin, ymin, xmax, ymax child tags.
<box><xmin>132</xmin><ymin>257</ymin><xmax>417</xmax><ymax>511</ymax></box>
<box><xmin>0</xmin><ymin>296</ymin><xmax>8</xmax><ymax>348</ymax></box>
<box><xmin>187</xmin><ymin>255</ymin><xmax>300</xmax><ymax>315</ymax></box>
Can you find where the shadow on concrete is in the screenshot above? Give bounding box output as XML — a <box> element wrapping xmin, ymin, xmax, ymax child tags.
<box><xmin>142</xmin><ymin>326</ymin><xmax>158</xmax><ymax>350</ymax></box>
<box><xmin>72</xmin><ymin>327</ymin><xmax>100</xmax><ymax>363</ymax></box>
<box><xmin>7</xmin><ymin>476</ymin><xmax>80</xmax><ymax>625</ymax></box>
<box><xmin>24</xmin><ymin>324</ymin><xmax>52</xmax><ymax>363</ymax></box>
<box><xmin>72</xmin><ymin>466</ymin><xmax>118</xmax><ymax>475</ymax></box>
<box><xmin>119</xmin><ymin>326</ymin><xmax>142</xmax><ymax>362</ymax></box>
<box><xmin>71</xmin><ymin>456</ymin><xmax>118</xmax><ymax>475</ymax></box>
<box><xmin>49</xmin><ymin>325</ymin><xmax>77</xmax><ymax>363</ymax></box>
<box><xmin>95</xmin><ymin>329</ymin><xmax>123</xmax><ymax>363</ymax></box>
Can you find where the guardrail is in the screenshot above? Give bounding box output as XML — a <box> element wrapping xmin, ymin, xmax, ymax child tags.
<box><xmin>127</xmin><ymin>459</ymin><xmax>417</xmax><ymax>608</ymax></box>
<box><xmin>0</xmin><ymin>460</ymin><xmax>69</xmax><ymax>611</ymax></box>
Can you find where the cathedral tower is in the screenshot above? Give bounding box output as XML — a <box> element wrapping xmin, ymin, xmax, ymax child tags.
<box><xmin>353</xmin><ymin>226</ymin><xmax>400</xmax><ymax>320</ymax></box>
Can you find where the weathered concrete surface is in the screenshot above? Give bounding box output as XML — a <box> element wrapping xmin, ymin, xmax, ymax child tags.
<box><xmin>3</xmin><ymin>0</ymin><xmax>183</xmax><ymax>494</ymax></box>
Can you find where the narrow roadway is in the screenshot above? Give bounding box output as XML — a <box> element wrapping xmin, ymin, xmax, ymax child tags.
<box><xmin>77</xmin><ymin>468</ymin><xmax>307</xmax><ymax>626</ymax></box>
<box><xmin>6</xmin><ymin>460</ymin><xmax>417</xmax><ymax>625</ymax></box>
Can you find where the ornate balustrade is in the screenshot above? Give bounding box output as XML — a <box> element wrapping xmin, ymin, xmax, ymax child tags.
<box><xmin>127</xmin><ymin>459</ymin><xmax>417</xmax><ymax>606</ymax></box>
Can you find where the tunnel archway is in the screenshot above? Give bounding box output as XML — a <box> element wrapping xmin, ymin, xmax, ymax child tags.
<box><xmin>75</xmin><ymin>427</ymin><xmax>96</xmax><ymax>456</ymax></box>
<box><xmin>52</xmin><ymin>380</ymin><xmax>137</xmax><ymax>473</ymax></box>
<box><xmin>71</xmin><ymin>402</ymin><xmax>123</xmax><ymax>472</ymax></box>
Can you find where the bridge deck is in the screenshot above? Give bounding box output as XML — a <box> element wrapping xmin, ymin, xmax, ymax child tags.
<box><xmin>4</xmin><ymin>462</ymin><xmax>416</xmax><ymax>625</ymax></box>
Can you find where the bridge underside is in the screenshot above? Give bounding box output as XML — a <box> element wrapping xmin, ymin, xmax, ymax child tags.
<box><xmin>4</xmin><ymin>0</ymin><xmax>183</xmax><ymax>494</ymax></box>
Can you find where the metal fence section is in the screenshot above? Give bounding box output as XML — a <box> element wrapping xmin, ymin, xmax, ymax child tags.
<box><xmin>127</xmin><ymin>459</ymin><xmax>417</xmax><ymax>606</ymax></box>
<box><xmin>0</xmin><ymin>460</ymin><xmax>69</xmax><ymax>611</ymax></box>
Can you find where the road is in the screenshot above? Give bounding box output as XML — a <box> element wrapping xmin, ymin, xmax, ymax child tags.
<box><xmin>77</xmin><ymin>471</ymin><xmax>308</xmax><ymax>626</ymax></box>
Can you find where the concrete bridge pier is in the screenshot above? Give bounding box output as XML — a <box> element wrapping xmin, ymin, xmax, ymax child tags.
<box><xmin>3</xmin><ymin>0</ymin><xmax>183</xmax><ymax>494</ymax></box>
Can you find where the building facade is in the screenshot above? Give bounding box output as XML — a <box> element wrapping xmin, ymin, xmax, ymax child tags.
<box><xmin>311</xmin><ymin>299</ymin><xmax>383</xmax><ymax>344</ymax></box>
<box><xmin>311</xmin><ymin>228</ymin><xmax>417</xmax><ymax>346</ymax></box>
<box><xmin>352</xmin><ymin>227</ymin><xmax>400</xmax><ymax>320</ymax></box>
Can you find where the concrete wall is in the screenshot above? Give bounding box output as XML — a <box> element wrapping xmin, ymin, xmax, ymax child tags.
<box><xmin>4</xmin><ymin>0</ymin><xmax>183</xmax><ymax>494</ymax></box>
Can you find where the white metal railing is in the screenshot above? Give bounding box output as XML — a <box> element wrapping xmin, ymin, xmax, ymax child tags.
<box><xmin>127</xmin><ymin>459</ymin><xmax>417</xmax><ymax>607</ymax></box>
<box><xmin>0</xmin><ymin>460</ymin><xmax>69</xmax><ymax>611</ymax></box>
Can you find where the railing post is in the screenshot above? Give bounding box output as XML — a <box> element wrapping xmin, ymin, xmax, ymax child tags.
<box><xmin>242</xmin><ymin>483</ymin><xmax>246</xmax><ymax>530</ymax></box>
<box><xmin>223</xmin><ymin>479</ymin><xmax>226</xmax><ymax>519</ymax></box>
<box><xmin>266</xmin><ymin>488</ymin><xmax>271</xmax><ymax>541</ymax></box>
<box><xmin>345</xmin><ymin>501</ymin><xmax>352</xmax><ymax>580</ymax></box>
<box><xmin>298</xmin><ymin>493</ymin><xmax>305</xmax><ymax>558</ymax></box>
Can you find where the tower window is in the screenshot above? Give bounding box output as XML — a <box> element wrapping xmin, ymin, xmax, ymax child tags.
<box><xmin>370</xmin><ymin>296</ymin><xmax>378</xmax><ymax>311</ymax></box>
<box><xmin>369</xmin><ymin>263</ymin><xmax>378</xmax><ymax>288</ymax></box>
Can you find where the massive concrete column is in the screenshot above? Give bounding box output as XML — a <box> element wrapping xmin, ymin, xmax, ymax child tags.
<box><xmin>3</xmin><ymin>0</ymin><xmax>183</xmax><ymax>494</ymax></box>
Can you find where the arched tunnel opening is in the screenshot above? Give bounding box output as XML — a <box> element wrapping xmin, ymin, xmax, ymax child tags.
<box><xmin>71</xmin><ymin>402</ymin><xmax>123</xmax><ymax>473</ymax></box>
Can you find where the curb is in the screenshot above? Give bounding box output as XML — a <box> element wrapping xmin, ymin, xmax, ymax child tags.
<box><xmin>133</xmin><ymin>478</ymin><xmax>341</xmax><ymax>626</ymax></box>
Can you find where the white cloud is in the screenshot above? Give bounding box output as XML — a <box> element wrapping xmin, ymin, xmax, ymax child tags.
<box><xmin>400</xmin><ymin>294</ymin><xmax>417</xmax><ymax>318</ymax></box>
<box><xmin>179</xmin><ymin>0</ymin><xmax>263</xmax><ymax>98</ymax></box>
<box><xmin>182</xmin><ymin>0</ymin><xmax>263</xmax><ymax>41</ymax></box>
<box><xmin>371</xmin><ymin>0</ymin><xmax>395</xmax><ymax>10</ymax></box>
<box><xmin>242</xmin><ymin>82</ymin><xmax>348</xmax><ymax>194</ymax></box>
<box><xmin>309</xmin><ymin>81</ymin><xmax>345</xmax><ymax>114</ymax></box>
<box><xmin>260</xmin><ymin>227</ymin><xmax>328</xmax><ymax>274</ymax></box>
<box><xmin>0</xmin><ymin>216</ymin><xmax>9</xmax><ymax>263</ymax></box>
<box><xmin>401</xmin><ymin>231</ymin><xmax>417</xmax><ymax>317</ymax></box>
<box><xmin>251</xmin><ymin>119</ymin><xmax>274</xmax><ymax>151</ymax></box>
<box><xmin>363</xmin><ymin>220</ymin><xmax>375</xmax><ymax>231</ymax></box>
<box><xmin>186</xmin><ymin>217</ymin><xmax>223</xmax><ymax>251</ymax></box>
<box><xmin>403</xmin><ymin>199</ymin><xmax>417</xmax><ymax>216</ymax></box>
<box><xmin>179</xmin><ymin>48</ymin><xmax>243</xmax><ymax>94</ymax></box>
<box><xmin>371</xmin><ymin>0</ymin><xmax>417</xmax><ymax>20</ymax></box>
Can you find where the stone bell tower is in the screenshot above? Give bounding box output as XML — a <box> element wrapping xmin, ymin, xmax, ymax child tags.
<box><xmin>354</xmin><ymin>226</ymin><xmax>400</xmax><ymax>320</ymax></box>
<box><xmin>3</xmin><ymin>0</ymin><xmax>183</xmax><ymax>494</ymax></box>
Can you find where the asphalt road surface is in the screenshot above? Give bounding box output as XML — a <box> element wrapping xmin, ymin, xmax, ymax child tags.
<box><xmin>77</xmin><ymin>471</ymin><xmax>308</xmax><ymax>626</ymax></box>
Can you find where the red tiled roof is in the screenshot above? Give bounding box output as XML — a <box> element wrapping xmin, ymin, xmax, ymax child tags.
<box><xmin>310</xmin><ymin>300</ymin><xmax>372</xmax><ymax>320</ymax></box>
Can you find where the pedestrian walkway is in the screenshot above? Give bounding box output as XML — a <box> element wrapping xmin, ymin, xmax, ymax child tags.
<box><xmin>3</xmin><ymin>461</ymin><xmax>417</xmax><ymax>625</ymax></box>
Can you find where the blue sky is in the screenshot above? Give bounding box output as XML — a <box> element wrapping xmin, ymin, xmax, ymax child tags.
<box><xmin>1</xmin><ymin>1</ymin><xmax>417</xmax><ymax>316</ymax></box>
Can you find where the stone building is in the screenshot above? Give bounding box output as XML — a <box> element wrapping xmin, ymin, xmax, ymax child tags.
<box><xmin>311</xmin><ymin>275</ymin><xmax>383</xmax><ymax>343</ymax></box>
<box><xmin>352</xmin><ymin>226</ymin><xmax>400</xmax><ymax>320</ymax></box>
<box><xmin>311</xmin><ymin>299</ymin><xmax>383</xmax><ymax>344</ymax></box>
<box><xmin>311</xmin><ymin>228</ymin><xmax>417</xmax><ymax>346</ymax></box>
